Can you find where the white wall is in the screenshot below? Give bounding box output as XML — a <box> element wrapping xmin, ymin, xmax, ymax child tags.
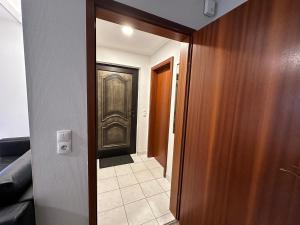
<box><xmin>96</xmin><ymin>46</ymin><xmax>151</xmax><ymax>154</ymax></box>
<box><xmin>22</xmin><ymin>0</ymin><xmax>88</xmax><ymax>225</ymax></box>
<box><xmin>150</xmin><ymin>41</ymin><xmax>181</xmax><ymax>180</ymax></box>
<box><xmin>0</xmin><ymin>5</ymin><xmax>29</xmax><ymax>139</ymax></box>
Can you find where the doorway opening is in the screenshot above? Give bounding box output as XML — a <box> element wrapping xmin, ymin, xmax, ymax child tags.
<box><xmin>96</xmin><ymin>19</ymin><xmax>180</xmax><ymax>225</ymax></box>
<box><xmin>86</xmin><ymin>2</ymin><xmax>193</xmax><ymax>225</ymax></box>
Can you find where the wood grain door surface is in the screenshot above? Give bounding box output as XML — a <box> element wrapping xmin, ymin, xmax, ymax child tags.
<box><xmin>148</xmin><ymin>59</ymin><xmax>173</xmax><ymax>172</ymax></box>
<box><xmin>96</xmin><ymin>64</ymin><xmax>138</xmax><ymax>158</ymax></box>
<box><xmin>179</xmin><ymin>0</ymin><xmax>300</xmax><ymax>225</ymax></box>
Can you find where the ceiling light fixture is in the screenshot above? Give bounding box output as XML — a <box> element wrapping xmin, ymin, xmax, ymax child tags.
<box><xmin>122</xmin><ymin>25</ymin><xmax>133</xmax><ymax>36</ymax></box>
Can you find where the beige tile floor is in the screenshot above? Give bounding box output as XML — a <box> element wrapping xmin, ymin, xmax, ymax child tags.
<box><xmin>97</xmin><ymin>154</ymin><xmax>176</xmax><ymax>225</ymax></box>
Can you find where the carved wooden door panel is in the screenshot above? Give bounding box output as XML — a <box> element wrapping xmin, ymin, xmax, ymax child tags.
<box><xmin>96</xmin><ymin>64</ymin><xmax>138</xmax><ymax>158</ymax></box>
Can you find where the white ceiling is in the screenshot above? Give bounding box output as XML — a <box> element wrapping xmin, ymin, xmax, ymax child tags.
<box><xmin>0</xmin><ymin>0</ymin><xmax>22</xmax><ymax>22</ymax></box>
<box><xmin>8</xmin><ymin>0</ymin><xmax>21</xmax><ymax>11</ymax></box>
<box><xmin>0</xmin><ymin>4</ymin><xmax>14</xmax><ymax>21</ymax></box>
<box><xmin>115</xmin><ymin>0</ymin><xmax>247</xmax><ymax>30</ymax></box>
<box><xmin>96</xmin><ymin>19</ymin><xmax>170</xmax><ymax>56</ymax></box>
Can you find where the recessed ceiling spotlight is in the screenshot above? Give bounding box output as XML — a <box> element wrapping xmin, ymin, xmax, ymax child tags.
<box><xmin>122</xmin><ymin>25</ymin><xmax>133</xmax><ymax>36</ymax></box>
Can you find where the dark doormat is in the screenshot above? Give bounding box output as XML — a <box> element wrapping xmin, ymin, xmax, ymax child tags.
<box><xmin>99</xmin><ymin>154</ymin><xmax>134</xmax><ymax>169</ymax></box>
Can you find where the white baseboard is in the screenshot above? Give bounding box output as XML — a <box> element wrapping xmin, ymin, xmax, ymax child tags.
<box><xmin>137</xmin><ymin>151</ymin><xmax>147</xmax><ymax>156</ymax></box>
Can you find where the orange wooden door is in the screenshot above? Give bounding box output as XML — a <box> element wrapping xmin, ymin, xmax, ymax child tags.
<box><xmin>148</xmin><ymin>58</ymin><xmax>173</xmax><ymax>174</ymax></box>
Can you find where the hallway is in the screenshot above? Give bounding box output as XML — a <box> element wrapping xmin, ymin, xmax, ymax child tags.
<box><xmin>97</xmin><ymin>154</ymin><xmax>175</xmax><ymax>225</ymax></box>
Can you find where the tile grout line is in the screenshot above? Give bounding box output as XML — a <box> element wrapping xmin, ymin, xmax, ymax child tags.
<box><xmin>98</xmin><ymin>198</ymin><xmax>174</xmax><ymax>225</ymax></box>
<box><xmin>156</xmin><ymin>211</ymin><xmax>177</xmax><ymax>224</ymax></box>
<box><xmin>114</xmin><ymin>165</ymin><xmax>132</xmax><ymax>225</ymax></box>
<box><xmin>122</xmin><ymin>156</ymin><xmax>150</xmax><ymax>225</ymax></box>
<box><xmin>97</xmin><ymin>157</ymin><xmax>147</xmax><ymax>224</ymax></box>
<box><xmin>97</xmin><ymin>165</ymin><xmax>120</xmax><ymax>215</ymax></box>
<box><xmin>117</xmin><ymin>179</ymin><xmax>130</xmax><ymax>225</ymax></box>
<box><xmin>144</xmin><ymin>196</ymin><xmax>159</xmax><ymax>225</ymax></box>
<box><xmin>97</xmin><ymin>176</ymin><xmax>119</xmax><ymax>195</ymax></box>
<box><xmin>97</xmin><ymin>184</ymin><xmax>165</xmax><ymax>216</ymax></box>
<box><xmin>145</xmin><ymin>192</ymin><xmax>172</xmax><ymax>218</ymax></box>
<box><xmin>129</xmin><ymin>160</ymin><xmax>148</xmax><ymax>173</ymax></box>
<box><xmin>139</xmin><ymin>180</ymin><xmax>165</xmax><ymax>198</ymax></box>
<box><xmin>141</xmin><ymin>159</ymin><xmax>173</xmax><ymax>224</ymax></box>
<box><xmin>97</xmin><ymin>156</ymin><xmax>172</xmax><ymax>224</ymax></box>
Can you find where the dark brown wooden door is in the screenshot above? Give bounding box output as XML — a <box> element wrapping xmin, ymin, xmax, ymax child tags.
<box><xmin>148</xmin><ymin>58</ymin><xmax>173</xmax><ymax>175</ymax></box>
<box><xmin>96</xmin><ymin>64</ymin><xmax>138</xmax><ymax>158</ymax></box>
<box><xmin>179</xmin><ymin>0</ymin><xmax>300</xmax><ymax>225</ymax></box>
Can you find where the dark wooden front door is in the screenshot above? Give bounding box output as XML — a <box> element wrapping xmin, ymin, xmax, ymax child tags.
<box><xmin>96</xmin><ymin>64</ymin><xmax>138</xmax><ymax>158</ymax></box>
<box><xmin>148</xmin><ymin>58</ymin><xmax>173</xmax><ymax>176</ymax></box>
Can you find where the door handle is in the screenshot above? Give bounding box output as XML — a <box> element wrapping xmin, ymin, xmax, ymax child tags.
<box><xmin>280</xmin><ymin>168</ymin><xmax>300</xmax><ymax>179</ymax></box>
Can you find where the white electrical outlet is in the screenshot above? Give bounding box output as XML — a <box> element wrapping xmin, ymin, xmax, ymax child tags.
<box><xmin>57</xmin><ymin>130</ymin><xmax>72</xmax><ymax>154</ymax></box>
<box><xmin>204</xmin><ymin>0</ymin><xmax>217</xmax><ymax>17</ymax></box>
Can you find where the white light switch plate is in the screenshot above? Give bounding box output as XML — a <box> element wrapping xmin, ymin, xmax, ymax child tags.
<box><xmin>57</xmin><ymin>130</ymin><xmax>72</xmax><ymax>154</ymax></box>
